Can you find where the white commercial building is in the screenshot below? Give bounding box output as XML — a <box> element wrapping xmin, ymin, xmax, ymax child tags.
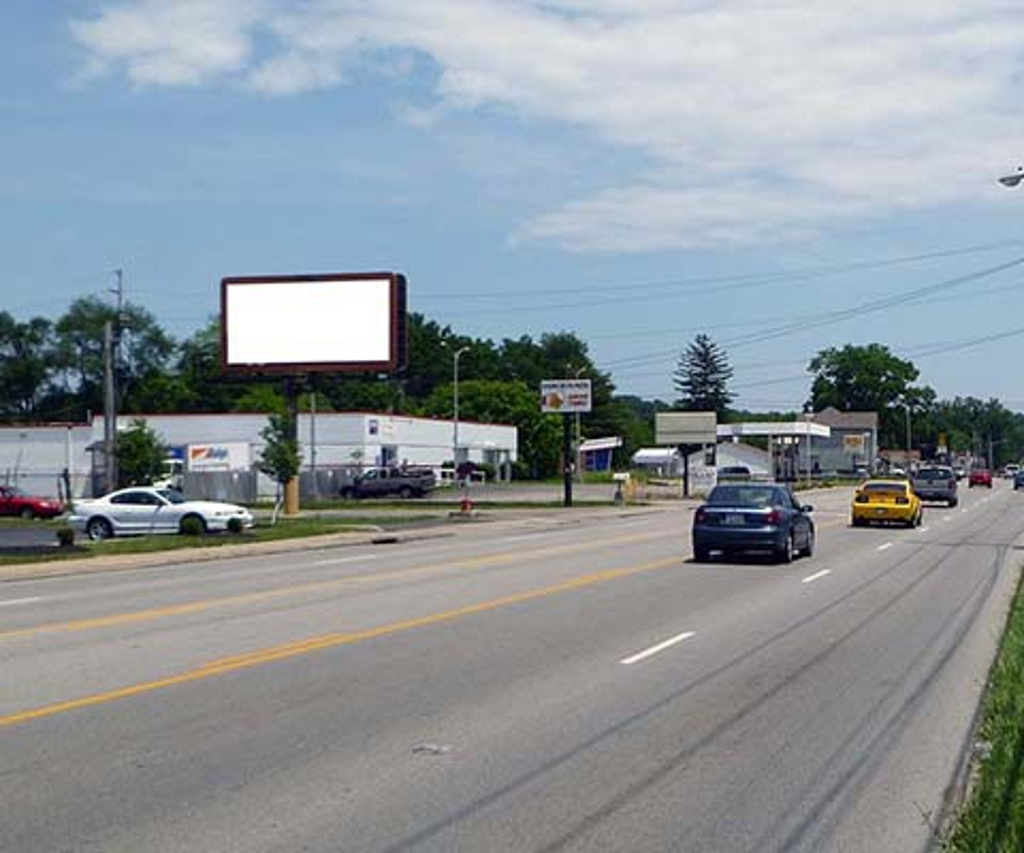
<box><xmin>0</xmin><ymin>412</ymin><xmax>517</xmax><ymax>500</ymax></box>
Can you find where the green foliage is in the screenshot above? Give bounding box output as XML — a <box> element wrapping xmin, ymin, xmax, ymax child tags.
<box><xmin>114</xmin><ymin>418</ymin><xmax>168</xmax><ymax>488</ymax></box>
<box><xmin>419</xmin><ymin>379</ymin><xmax>561</xmax><ymax>478</ymax></box>
<box><xmin>258</xmin><ymin>412</ymin><xmax>302</xmax><ymax>486</ymax></box>
<box><xmin>673</xmin><ymin>334</ymin><xmax>734</xmax><ymax>415</ymax></box>
<box><xmin>55</xmin><ymin>526</ymin><xmax>75</xmax><ymax>547</ymax></box>
<box><xmin>50</xmin><ymin>296</ymin><xmax>177</xmax><ymax>420</ymax></box>
<box><xmin>226</xmin><ymin>516</ymin><xmax>245</xmax><ymax>534</ymax></box>
<box><xmin>0</xmin><ymin>312</ymin><xmax>53</xmax><ymax>420</ymax></box>
<box><xmin>946</xmin><ymin>575</ymin><xmax>1024</xmax><ymax>851</ymax></box>
<box><xmin>808</xmin><ymin>343</ymin><xmax>928</xmax><ymax>448</ymax></box>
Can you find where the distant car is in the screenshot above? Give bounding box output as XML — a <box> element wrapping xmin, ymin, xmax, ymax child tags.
<box><xmin>969</xmin><ymin>469</ymin><xmax>993</xmax><ymax>488</ymax></box>
<box><xmin>1014</xmin><ymin>470</ymin><xmax>1024</xmax><ymax>491</ymax></box>
<box><xmin>716</xmin><ymin>465</ymin><xmax>752</xmax><ymax>482</ymax></box>
<box><xmin>692</xmin><ymin>483</ymin><xmax>814</xmax><ymax>563</ymax></box>
<box><xmin>911</xmin><ymin>465</ymin><xmax>958</xmax><ymax>507</ymax></box>
<box><xmin>1003</xmin><ymin>463</ymin><xmax>1021</xmax><ymax>479</ymax></box>
<box><xmin>68</xmin><ymin>487</ymin><xmax>254</xmax><ymax>541</ymax></box>
<box><xmin>851</xmin><ymin>479</ymin><xmax>922</xmax><ymax>528</ymax></box>
<box><xmin>952</xmin><ymin>465</ymin><xmax>966</xmax><ymax>481</ymax></box>
<box><xmin>340</xmin><ymin>466</ymin><xmax>436</xmax><ymax>500</ymax></box>
<box><xmin>0</xmin><ymin>485</ymin><xmax>64</xmax><ymax>519</ymax></box>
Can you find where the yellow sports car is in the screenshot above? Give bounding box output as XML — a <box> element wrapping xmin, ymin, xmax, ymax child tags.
<box><xmin>851</xmin><ymin>479</ymin><xmax>923</xmax><ymax>528</ymax></box>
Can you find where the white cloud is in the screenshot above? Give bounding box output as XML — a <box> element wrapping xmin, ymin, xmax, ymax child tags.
<box><xmin>70</xmin><ymin>0</ymin><xmax>1024</xmax><ymax>249</ymax></box>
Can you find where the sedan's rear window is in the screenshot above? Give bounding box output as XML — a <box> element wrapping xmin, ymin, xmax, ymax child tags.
<box><xmin>707</xmin><ymin>485</ymin><xmax>783</xmax><ymax>507</ymax></box>
<box><xmin>915</xmin><ymin>468</ymin><xmax>952</xmax><ymax>480</ymax></box>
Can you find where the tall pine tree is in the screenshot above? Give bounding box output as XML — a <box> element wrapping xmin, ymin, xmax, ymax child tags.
<box><xmin>673</xmin><ymin>334</ymin><xmax>734</xmax><ymax>414</ymax></box>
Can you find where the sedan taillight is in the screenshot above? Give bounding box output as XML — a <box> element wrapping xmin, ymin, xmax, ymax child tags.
<box><xmin>695</xmin><ymin>507</ymin><xmax>707</xmax><ymax>523</ymax></box>
<box><xmin>766</xmin><ymin>509</ymin><xmax>782</xmax><ymax>525</ymax></box>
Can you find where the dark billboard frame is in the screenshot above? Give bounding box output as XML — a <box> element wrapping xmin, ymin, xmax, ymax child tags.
<box><xmin>220</xmin><ymin>272</ymin><xmax>408</xmax><ymax>376</ymax></box>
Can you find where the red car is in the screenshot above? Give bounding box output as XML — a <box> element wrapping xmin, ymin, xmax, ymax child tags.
<box><xmin>969</xmin><ymin>469</ymin><xmax>993</xmax><ymax>488</ymax></box>
<box><xmin>0</xmin><ymin>485</ymin><xmax>64</xmax><ymax>519</ymax></box>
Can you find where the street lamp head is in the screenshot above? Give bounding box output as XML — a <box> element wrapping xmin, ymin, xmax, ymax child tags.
<box><xmin>999</xmin><ymin>168</ymin><xmax>1024</xmax><ymax>188</ymax></box>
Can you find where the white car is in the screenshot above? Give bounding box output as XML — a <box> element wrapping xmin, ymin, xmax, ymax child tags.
<box><xmin>68</xmin><ymin>487</ymin><xmax>254</xmax><ymax>541</ymax></box>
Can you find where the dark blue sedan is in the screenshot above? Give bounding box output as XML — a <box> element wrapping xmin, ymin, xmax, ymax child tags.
<box><xmin>692</xmin><ymin>483</ymin><xmax>815</xmax><ymax>564</ymax></box>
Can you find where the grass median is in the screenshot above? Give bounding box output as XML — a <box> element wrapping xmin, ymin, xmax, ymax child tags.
<box><xmin>946</xmin><ymin>568</ymin><xmax>1024</xmax><ymax>852</ymax></box>
<box><xmin>0</xmin><ymin>515</ymin><xmax>425</xmax><ymax>566</ymax></box>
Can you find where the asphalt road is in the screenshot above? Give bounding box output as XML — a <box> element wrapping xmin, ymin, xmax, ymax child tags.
<box><xmin>2</xmin><ymin>483</ymin><xmax>1023</xmax><ymax>852</ymax></box>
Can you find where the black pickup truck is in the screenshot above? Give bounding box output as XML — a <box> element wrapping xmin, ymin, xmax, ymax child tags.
<box><xmin>340</xmin><ymin>467</ymin><xmax>437</xmax><ymax>500</ymax></box>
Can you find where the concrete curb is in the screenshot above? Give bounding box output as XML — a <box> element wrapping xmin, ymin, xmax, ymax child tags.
<box><xmin>0</xmin><ymin>503</ymin><xmax>672</xmax><ymax>584</ymax></box>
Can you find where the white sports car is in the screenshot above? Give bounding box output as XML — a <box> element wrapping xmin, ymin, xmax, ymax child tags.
<box><xmin>68</xmin><ymin>487</ymin><xmax>254</xmax><ymax>541</ymax></box>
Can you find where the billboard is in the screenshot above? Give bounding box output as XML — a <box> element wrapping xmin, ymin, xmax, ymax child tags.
<box><xmin>221</xmin><ymin>272</ymin><xmax>407</xmax><ymax>374</ymax></box>
<box><xmin>655</xmin><ymin>412</ymin><xmax>717</xmax><ymax>445</ymax></box>
<box><xmin>540</xmin><ymin>379</ymin><xmax>592</xmax><ymax>413</ymax></box>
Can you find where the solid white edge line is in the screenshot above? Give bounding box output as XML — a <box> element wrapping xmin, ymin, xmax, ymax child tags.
<box><xmin>0</xmin><ymin>596</ymin><xmax>43</xmax><ymax>607</ymax></box>
<box><xmin>621</xmin><ymin>631</ymin><xmax>696</xmax><ymax>666</ymax></box>
<box><xmin>877</xmin><ymin>542</ymin><xmax>893</xmax><ymax>551</ymax></box>
<box><xmin>801</xmin><ymin>569</ymin><xmax>832</xmax><ymax>584</ymax></box>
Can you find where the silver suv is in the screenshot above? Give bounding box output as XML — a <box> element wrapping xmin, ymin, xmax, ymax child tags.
<box><xmin>912</xmin><ymin>466</ymin><xmax>958</xmax><ymax>507</ymax></box>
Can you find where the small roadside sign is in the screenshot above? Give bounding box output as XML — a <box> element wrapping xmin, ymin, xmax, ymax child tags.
<box><xmin>541</xmin><ymin>379</ymin><xmax>592</xmax><ymax>413</ymax></box>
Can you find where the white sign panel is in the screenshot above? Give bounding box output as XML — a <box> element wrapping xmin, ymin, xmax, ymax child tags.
<box><xmin>221</xmin><ymin>273</ymin><xmax>406</xmax><ymax>373</ymax></box>
<box><xmin>540</xmin><ymin>379</ymin><xmax>592</xmax><ymax>414</ymax></box>
<box><xmin>655</xmin><ymin>412</ymin><xmax>718</xmax><ymax>445</ymax></box>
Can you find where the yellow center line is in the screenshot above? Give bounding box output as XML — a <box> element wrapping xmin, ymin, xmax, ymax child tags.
<box><xmin>0</xmin><ymin>555</ymin><xmax>681</xmax><ymax>729</ymax></box>
<box><xmin>0</xmin><ymin>530</ymin><xmax>665</xmax><ymax>642</ymax></box>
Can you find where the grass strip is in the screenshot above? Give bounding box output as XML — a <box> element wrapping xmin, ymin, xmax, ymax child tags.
<box><xmin>0</xmin><ymin>517</ymin><xmax>401</xmax><ymax>566</ymax></box>
<box><xmin>947</xmin><ymin>568</ymin><xmax>1024</xmax><ymax>852</ymax></box>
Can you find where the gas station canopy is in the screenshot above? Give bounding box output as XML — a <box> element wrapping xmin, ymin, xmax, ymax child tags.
<box><xmin>717</xmin><ymin>421</ymin><xmax>831</xmax><ymax>440</ymax></box>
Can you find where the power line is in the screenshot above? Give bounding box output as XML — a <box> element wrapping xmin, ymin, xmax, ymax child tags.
<box><xmin>419</xmin><ymin>240</ymin><xmax>1023</xmax><ymax>305</ymax></box>
<box><xmin>599</xmin><ymin>255</ymin><xmax>1024</xmax><ymax>369</ymax></box>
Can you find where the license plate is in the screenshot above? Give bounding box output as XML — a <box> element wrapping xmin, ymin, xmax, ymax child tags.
<box><xmin>875</xmin><ymin>508</ymin><xmax>887</xmax><ymax>515</ymax></box>
<box><xmin>724</xmin><ymin>514</ymin><xmax>745</xmax><ymax>526</ymax></box>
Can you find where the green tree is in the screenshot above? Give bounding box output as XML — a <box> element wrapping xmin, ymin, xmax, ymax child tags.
<box><xmin>49</xmin><ymin>296</ymin><xmax>177</xmax><ymax>419</ymax></box>
<box><xmin>419</xmin><ymin>379</ymin><xmax>561</xmax><ymax>478</ymax></box>
<box><xmin>673</xmin><ymin>334</ymin><xmax>734</xmax><ymax>414</ymax></box>
<box><xmin>258</xmin><ymin>412</ymin><xmax>302</xmax><ymax>492</ymax></box>
<box><xmin>114</xmin><ymin>418</ymin><xmax>168</xmax><ymax>487</ymax></box>
<box><xmin>807</xmin><ymin>343</ymin><xmax>930</xmax><ymax>449</ymax></box>
<box><xmin>0</xmin><ymin>312</ymin><xmax>54</xmax><ymax>420</ymax></box>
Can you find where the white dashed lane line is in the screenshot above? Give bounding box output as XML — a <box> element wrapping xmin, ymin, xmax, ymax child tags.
<box><xmin>920</xmin><ymin>526</ymin><xmax>930</xmax><ymax>533</ymax></box>
<box><xmin>0</xmin><ymin>597</ymin><xmax>42</xmax><ymax>608</ymax></box>
<box><xmin>620</xmin><ymin>631</ymin><xmax>696</xmax><ymax>665</ymax></box>
<box><xmin>877</xmin><ymin>542</ymin><xmax>893</xmax><ymax>552</ymax></box>
<box><xmin>312</xmin><ymin>554</ymin><xmax>381</xmax><ymax>567</ymax></box>
<box><xmin>801</xmin><ymin>569</ymin><xmax>832</xmax><ymax>584</ymax></box>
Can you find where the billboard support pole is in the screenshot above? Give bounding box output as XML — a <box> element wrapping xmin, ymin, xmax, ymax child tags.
<box><xmin>284</xmin><ymin>377</ymin><xmax>300</xmax><ymax>516</ymax></box>
<box><xmin>563</xmin><ymin>414</ymin><xmax>573</xmax><ymax>508</ymax></box>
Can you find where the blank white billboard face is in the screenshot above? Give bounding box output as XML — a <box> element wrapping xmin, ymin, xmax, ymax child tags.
<box><xmin>222</xmin><ymin>274</ymin><xmax>405</xmax><ymax>373</ymax></box>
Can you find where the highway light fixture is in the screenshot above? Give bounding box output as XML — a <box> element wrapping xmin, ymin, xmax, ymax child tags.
<box><xmin>998</xmin><ymin>168</ymin><xmax>1024</xmax><ymax>188</ymax></box>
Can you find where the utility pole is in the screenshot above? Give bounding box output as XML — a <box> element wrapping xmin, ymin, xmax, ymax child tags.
<box><xmin>103</xmin><ymin>269</ymin><xmax>125</xmax><ymax>494</ymax></box>
<box><xmin>103</xmin><ymin>321</ymin><xmax>117</xmax><ymax>492</ymax></box>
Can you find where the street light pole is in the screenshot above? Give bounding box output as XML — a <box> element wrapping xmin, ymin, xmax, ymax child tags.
<box><xmin>452</xmin><ymin>346</ymin><xmax>469</xmax><ymax>480</ymax></box>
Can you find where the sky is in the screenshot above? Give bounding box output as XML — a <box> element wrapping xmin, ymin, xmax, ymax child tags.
<box><xmin>4</xmin><ymin>1</ymin><xmax>1024</xmax><ymax>411</ymax></box>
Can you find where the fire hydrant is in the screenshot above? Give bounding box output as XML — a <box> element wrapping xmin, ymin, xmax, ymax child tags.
<box><xmin>460</xmin><ymin>495</ymin><xmax>474</xmax><ymax>514</ymax></box>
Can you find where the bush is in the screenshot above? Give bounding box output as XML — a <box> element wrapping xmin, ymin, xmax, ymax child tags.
<box><xmin>226</xmin><ymin>516</ymin><xmax>244</xmax><ymax>534</ymax></box>
<box><xmin>179</xmin><ymin>516</ymin><xmax>206</xmax><ymax>537</ymax></box>
<box><xmin>55</xmin><ymin>526</ymin><xmax>75</xmax><ymax>547</ymax></box>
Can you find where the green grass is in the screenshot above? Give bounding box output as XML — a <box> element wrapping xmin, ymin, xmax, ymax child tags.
<box><xmin>947</xmin><ymin>570</ymin><xmax>1024</xmax><ymax>851</ymax></box>
<box><xmin>0</xmin><ymin>516</ymin><xmax>404</xmax><ymax>566</ymax></box>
